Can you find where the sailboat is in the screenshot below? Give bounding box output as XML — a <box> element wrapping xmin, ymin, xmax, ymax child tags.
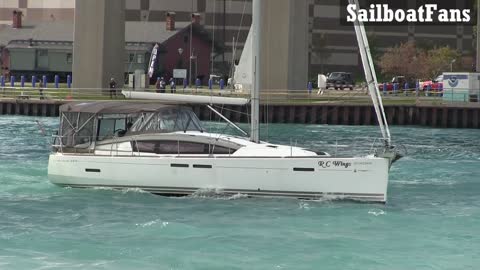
<box><xmin>48</xmin><ymin>0</ymin><xmax>399</xmax><ymax>202</ymax></box>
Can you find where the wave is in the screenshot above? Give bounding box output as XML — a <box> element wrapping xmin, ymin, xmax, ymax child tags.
<box><xmin>368</xmin><ymin>209</ymin><xmax>386</xmax><ymax>216</ymax></box>
<box><xmin>392</xmin><ymin>179</ymin><xmax>457</xmax><ymax>186</ymax></box>
<box><xmin>135</xmin><ymin>219</ymin><xmax>169</xmax><ymax>228</ymax></box>
<box><xmin>88</xmin><ymin>187</ymin><xmax>150</xmax><ymax>194</ymax></box>
<box><xmin>121</xmin><ymin>188</ymin><xmax>149</xmax><ymax>194</ymax></box>
<box><xmin>188</xmin><ymin>188</ymin><xmax>249</xmax><ymax>200</ymax></box>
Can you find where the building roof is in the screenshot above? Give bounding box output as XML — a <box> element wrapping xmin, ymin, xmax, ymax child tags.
<box><xmin>125</xmin><ymin>21</ymin><xmax>191</xmax><ymax>44</ymax></box>
<box><xmin>0</xmin><ymin>22</ymin><xmax>74</xmax><ymax>44</ymax></box>
<box><xmin>6</xmin><ymin>39</ymin><xmax>73</xmax><ymax>50</ymax></box>
<box><xmin>0</xmin><ymin>21</ymin><xmax>193</xmax><ymax>48</ymax></box>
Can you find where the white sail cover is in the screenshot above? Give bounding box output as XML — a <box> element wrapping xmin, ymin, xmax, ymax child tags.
<box><xmin>122</xmin><ymin>91</ymin><xmax>249</xmax><ymax>106</ymax></box>
<box><xmin>233</xmin><ymin>26</ymin><xmax>253</xmax><ymax>91</ymax></box>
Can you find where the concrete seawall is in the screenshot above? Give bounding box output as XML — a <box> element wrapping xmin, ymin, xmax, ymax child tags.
<box><xmin>0</xmin><ymin>100</ymin><xmax>63</xmax><ymax>117</ymax></box>
<box><xmin>1</xmin><ymin>100</ymin><xmax>479</xmax><ymax>129</ymax></box>
<box><xmin>191</xmin><ymin>104</ymin><xmax>480</xmax><ymax>129</ymax></box>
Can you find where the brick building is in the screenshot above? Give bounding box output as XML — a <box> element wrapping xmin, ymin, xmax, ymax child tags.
<box><xmin>0</xmin><ymin>0</ymin><xmax>475</xmax><ymax>81</ymax></box>
<box><xmin>0</xmin><ymin>10</ymin><xmax>215</xmax><ymax>84</ymax></box>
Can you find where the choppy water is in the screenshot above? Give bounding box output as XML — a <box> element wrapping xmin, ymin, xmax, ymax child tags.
<box><xmin>1</xmin><ymin>116</ymin><xmax>479</xmax><ymax>270</ymax></box>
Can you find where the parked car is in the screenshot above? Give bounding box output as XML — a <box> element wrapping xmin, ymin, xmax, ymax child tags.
<box><xmin>378</xmin><ymin>76</ymin><xmax>415</xmax><ymax>91</ymax></box>
<box><xmin>421</xmin><ymin>75</ymin><xmax>443</xmax><ymax>91</ymax></box>
<box><xmin>209</xmin><ymin>74</ymin><xmax>222</xmax><ymax>84</ymax></box>
<box><xmin>326</xmin><ymin>72</ymin><xmax>354</xmax><ymax>90</ymax></box>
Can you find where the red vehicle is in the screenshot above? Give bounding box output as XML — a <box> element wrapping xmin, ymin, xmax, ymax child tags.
<box><xmin>421</xmin><ymin>75</ymin><xmax>443</xmax><ymax>91</ymax></box>
<box><xmin>378</xmin><ymin>76</ymin><xmax>413</xmax><ymax>91</ymax></box>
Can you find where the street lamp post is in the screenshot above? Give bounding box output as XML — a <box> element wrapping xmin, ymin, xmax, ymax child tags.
<box><xmin>191</xmin><ymin>54</ymin><xmax>197</xmax><ymax>84</ymax></box>
<box><xmin>477</xmin><ymin>0</ymin><xmax>480</xmax><ymax>71</ymax></box>
<box><xmin>177</xmin><ymin>48</ymin><xmax>184</xmax><ymax>85</ymax></box>
<box><xmin>451</xmin><ymin>59</ymin><xmax>456</xmax><ymax>72</ymax></box>
<box><xmin>189</xmin><ymin>0</ymin><xmax>194</xmax><ymax>86</ymax></box>
<box><xmin>178</xmin><ymin>47</ymin><xmax>184</xmax><ymax>68</ymax></box>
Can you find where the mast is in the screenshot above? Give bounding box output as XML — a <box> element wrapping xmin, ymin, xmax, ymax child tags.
<box><xmin>251</xmin><ymin>0</ymin><xmax>261</xmax><ymax>143</ymax></box>
<box><xmin>350</xmin><ymin>0</ymin><xmax>391</xmax><ymax>147</ymax></box>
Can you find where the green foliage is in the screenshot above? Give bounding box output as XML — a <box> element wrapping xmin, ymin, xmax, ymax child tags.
<box><xmin>425</xmin><ymin>46</ymin><xmax>460</xmax><ymax>78</ymax></box>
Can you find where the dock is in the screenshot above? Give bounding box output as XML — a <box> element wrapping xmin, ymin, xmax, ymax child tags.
<box><xmin>1</xmin><ymin>99</ymin><xmax>479</xmax><ymax>129</ymax></box>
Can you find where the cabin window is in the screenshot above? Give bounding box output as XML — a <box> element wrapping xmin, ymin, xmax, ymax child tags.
<box><xmin>132</xmin><ymin>141</ymin><xmax>235</xmax><ymax>155</ymax></box>
<box><xmin>135</xmin><ymin>141</ymin><xmax>158</xmax><ymax>153</ymax></box>
<box><xmin>130</xmin><ymin>108</ymin><xmax>203</xmax><ymax>133</ymax></box>
<box><xmin>59</xmin><ymin>112</ymin><xmax>95</xmax><ymax>147</ymax></box>
<box><xmin>159</xmin><ymin>141</ymin><xmax>204</xmax><ymax>154</ymax></box>
<box><xmin>97</xmin><ymin>118</ymin><xmax>126</xmax><ymax>141</ymax></box>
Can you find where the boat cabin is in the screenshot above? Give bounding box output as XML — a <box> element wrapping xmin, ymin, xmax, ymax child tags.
<box><xmin>54</xmin><ymin>102</ymin><xmax>240</xmax><ymax>155</ymax></box>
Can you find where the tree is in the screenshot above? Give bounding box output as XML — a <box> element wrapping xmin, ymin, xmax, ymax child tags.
<box><xmin>378</xmin><ymin>41</ymin><xmax>427</xmax><ymax>81</ymax></box>
<box><xmin>378</xmin><ymin>41</ymin><xmax>460</xmax><ymax>81</ymax></box>
<box><xmin>424</xmin><ymin>46</ymin><xmax>460</xmax><ymax>79</ymax></box>
<box><xmin>366</xmin><ymin>32</ymin><xmax>384</xmax><ymax>80</ymax></box>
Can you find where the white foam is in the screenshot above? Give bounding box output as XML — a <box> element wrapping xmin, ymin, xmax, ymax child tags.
<box><xmin>368</xmin><ymin>209</ymin><xmax>386</xmax><ymax>216</ymax></box>
<box><xmin>227</xmin><ymin>193</ymin><xmax>249</xmax><ymax>200</ymax></box>
<box><xmin>135</xmin><ymin>219</ymin><xmax>169</xmax><ymax>228</ymax></box>
<box><xmin>121</xmin><ymin>188</ymin><xmax>149</xmax><ymax>194</ymax></box>
<box><xmin>298</xmin><ymin>201</ymin><xmax>311</xmax><ymax>210</ymax></box>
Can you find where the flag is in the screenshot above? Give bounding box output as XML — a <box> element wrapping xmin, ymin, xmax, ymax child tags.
<box><xmin>148</xmin><ymin>43</ymin><xmax>159</xmax><ymax>78</ymax></box>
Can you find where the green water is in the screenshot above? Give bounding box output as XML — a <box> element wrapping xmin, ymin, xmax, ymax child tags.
<box><xmin>1</xmin><ymin>116</ymin><xmax>479</xmax><ymax>269</ymax></box>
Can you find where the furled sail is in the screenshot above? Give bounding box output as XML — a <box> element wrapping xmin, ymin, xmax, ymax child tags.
<box><xmin>122</xmin><ymin>91</ymin><xmax>249</xmax><ymax>106</ymax></box>
<box><xmin>233</xmin><ymin>25</ymin><xmax>253</xmax><ymax>91</ymax></box>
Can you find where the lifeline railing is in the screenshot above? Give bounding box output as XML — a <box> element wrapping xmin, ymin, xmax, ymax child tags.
<box><xmin>51</xmin><ymin>134</ymin><xmax>384</xmax><ymax>159</ymax></box>
<box><xmin>2</xmin><ymin>86</ymin><xmax>480</xmax><ymax>105</ymax></box>
<box><xmin>307</xmin><ymin>136</ymin><xmax>387</xmax><ymax>158</ymax></box>
<box><xmin>51</xmin><ymin>135</ymin><xmax>235</xmax><ymax>158</ymax></box>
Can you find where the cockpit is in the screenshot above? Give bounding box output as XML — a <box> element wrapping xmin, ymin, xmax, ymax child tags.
<box><xmin>56</xmin><ymin>102</ymin><xmax>205</xmax><ymax>149</ymax></box>
<box><xmin>96</xmin><ymin>108</ymin><xmax>203</xmax><ymax>141</ymax></box>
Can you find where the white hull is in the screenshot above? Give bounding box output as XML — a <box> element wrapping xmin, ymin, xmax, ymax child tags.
<box><xmin>48</xmin><ymin>153</ymin><xmax>389</xmax><ymax>202</ymax></box>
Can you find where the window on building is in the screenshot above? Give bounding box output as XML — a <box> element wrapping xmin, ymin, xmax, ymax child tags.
<box><xmin>136</xmin><ymin>54</ymin><xmax>144</xmax><ymax>64</ymax></box>
<box><xmin>36</xmin><ymin>49</ymin><xmax>49</xmax><ymax>69</ymax></box>
<box><xmin>66</xmin><ymin>53</ymin><xmax>72</xmax><ymax>63</ymax></box>
<box><xmin>126</xmin><ymin>53</ymin><xmax>135</xmax><ymax>63</ymax></box>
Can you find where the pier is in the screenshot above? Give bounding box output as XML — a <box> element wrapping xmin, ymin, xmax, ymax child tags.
<box><xmin>1</xmin><ymin>99</ymin><xmax>479</xmax><ymax>129</ymax></box>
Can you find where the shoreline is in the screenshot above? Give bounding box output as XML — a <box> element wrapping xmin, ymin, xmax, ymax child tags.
<box><xmin>1</xmin><ymin>99</ymin><xmax>479</xmax><ymax>129</ymax></box>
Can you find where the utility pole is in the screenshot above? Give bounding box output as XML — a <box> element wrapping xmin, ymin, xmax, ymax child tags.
<box><xmin>223</xmin><ymin>0</ymin><xmax>226</xmax><ymax>66</ymax></box>
<box><xmin>211</xmin><ymin>0</ymin><xmax>216</xmax><ymax>76</ymax></box>
<box><xmin>189</xmin><ymin>0</ymin><xmax>194</xmax><ymax>86</ymax></box>
<box><xmin>477</xmin><ymin>0</ymin><xmax>480</xmax><ymax>71</ymax></box>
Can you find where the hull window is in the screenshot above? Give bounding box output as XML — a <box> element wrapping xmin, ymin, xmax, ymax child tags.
<box><xmin>132</xmin><ymin>141</ymin><xmax>235</xmax><ymax>155</ymax></box>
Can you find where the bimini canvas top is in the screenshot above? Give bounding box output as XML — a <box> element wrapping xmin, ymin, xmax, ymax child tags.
<box><xmin>59</xmin><ymin>102</ymin><xmax>178</xmax><ymax>115</ymax></box>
